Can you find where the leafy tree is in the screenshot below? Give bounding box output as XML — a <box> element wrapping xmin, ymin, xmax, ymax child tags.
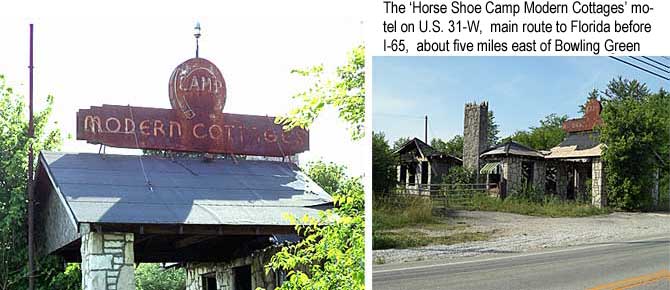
<box><xmin>431</xmin><ymin>135</ymin><xmax>464</xmax><ymax>158</ymax></box>
<box><xmin>372</xmin><ymin>131</ymin><xmax>397</xmax><ymax>194</ymax></box>
<box><xmin>392</xmin><ymin>137</ymin><xmax>410</xmax><ymax>151</ymax></box>
<box><xmin>276</xmin><ymin>45</ymin><xmax>364</xmax><ymax>140</ymax></box>
<box><xmin>135</xmin><ymin>263</ymin><xmax>185</xmax><ymax>290</ymax></box>
<box><xmin>304</xmin><ymin>160</ymin><xmax>346</xmax><ymax>195</ymax></box>
<box><xmin>0</xmin><ymin>74</ymin><xmax>63</xmax><ymax>289</ymax></box>
<box><xmin>264</xmin><ymin>47</ymin><xmax>364</xmax><ymax>289</ymax></box>
<box><xmin>600</xmin><ymin>77</ymin><xmax>669</xmax><ymax>210</ymax></box>
<box><xmin>267</xmin><ymin>162</ymin><xmax>364</xmax><ymax>290</ymax></box>
<box><xmin>503</xmin><ymin>114</ymin><xmax>567</xmax><ymax>150</ymax></box>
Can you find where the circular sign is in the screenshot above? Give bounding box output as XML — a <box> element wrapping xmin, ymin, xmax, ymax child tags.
<box><xmin>169</xmin><ymin>58</ymin><xmax>226</xmax><ymax>119</ymax></box>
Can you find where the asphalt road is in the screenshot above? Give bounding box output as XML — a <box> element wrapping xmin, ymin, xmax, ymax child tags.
<box><xmin>373</xmin><ymin>236</ymin><xmax>670</xmax><ymax>290</ymax></box>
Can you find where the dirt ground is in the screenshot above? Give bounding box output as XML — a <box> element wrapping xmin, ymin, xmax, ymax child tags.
<box><xmin>373</xmin><ymin>210</ymin><xmax>670</xmax><ymax>264</ymax></box>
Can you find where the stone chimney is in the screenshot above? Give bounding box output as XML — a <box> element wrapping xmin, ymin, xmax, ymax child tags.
<box><xmin>463</xmin><ymin>101</ymin><xmax>489</xmax><ymax>176</ymax></box>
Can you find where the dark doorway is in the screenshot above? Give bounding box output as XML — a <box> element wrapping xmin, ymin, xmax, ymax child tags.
<box><xmin>408</xmin><ymin>164</ymin><xmax>417</xmax><ymax>185</ymax></box>
<box><xmin>566</xmin><ymin>170</ymin><xmax>575</xmax><ymax>200</ymax></box>
<box><xmin>234</xmin><ymin>265</ymin><xmax>252</xmax><ymax>290</ymax></box>
<box><xmin>522</xmin><ymin>161</ymin><xmax>534</xmax><ymax>187</ymax></box>
<box><xmin>399</xmin><ymin>164</ymin><xmax>407</xmax><ymax>184</ymax></box>
<box><xmin>420</xmin><ymin>161</ymin><xmax>429</xmax><ymax>185</ymax></box>
<box><xmin>202</xmin><ymin>273</ymin><xmax>217</xmax><ymax>290</ymax></box>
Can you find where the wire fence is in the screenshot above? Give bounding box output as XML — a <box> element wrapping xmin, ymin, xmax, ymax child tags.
<box><xmin>378</xmin><ymin>183</ymin><xmax>492</xmax><ymax>210</ymax></box>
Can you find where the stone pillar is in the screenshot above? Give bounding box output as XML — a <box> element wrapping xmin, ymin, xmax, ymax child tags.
<box><xmin>591</xmin><ymin>158</ymin><xmax>607</xmax><ymax>208</ymax></box>
<box><xmin>463</xmin><ymin>102</ymin><xmax>489</xmax><ymax>179</ymax></box>
<box><xmin>80</xmin><ymin>224</ymin><xmax>135</xmax><ymax>290</ymax></box>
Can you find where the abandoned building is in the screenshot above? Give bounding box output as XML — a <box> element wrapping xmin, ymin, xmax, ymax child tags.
<box><xmin>394</xmin><ymin>137</ymin><xmax>463</xmax><ymax>188</ymax></box>
<box><xmin>33</xmin><ymin>56</ymin><xmax>331</xmax><ymax>290</ymax></box>
<box><xmin>395</xmin><ymin>99</ymin><xmax>660</xmax><ymax>208</ymax></box>
<box><xmin>463</xmin><ymin>100</ymin><xmax>610</xmax><ymax>206</ymax></box>
<box><xmin>479</xmin><ymin>141</ymin><xmax>546</xmax><ymax>198</ymax></box>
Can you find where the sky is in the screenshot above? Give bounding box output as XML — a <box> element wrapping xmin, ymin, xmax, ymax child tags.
<box><xmin>372</xmin><ymin>56</ymin><xmax>669</xmax><ymax>145</ymax></box>
<box><xmin>0</xmin><ymin>0</ymin><xmax>366</xmax><ymax>176</ymax></box>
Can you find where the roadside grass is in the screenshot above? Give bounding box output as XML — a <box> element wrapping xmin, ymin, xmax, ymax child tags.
<box><xmin>373</xmin><ymin>195</ymin><xmax>492</xmax><ymax>250</ymax></box>
<box><xmin>373</xmin><ymin>229</ymin><xmax>492</xmax><ymax>250</ymax></box>
<box><xmin>463</xmin><ymin>193</ymin><xmax>612</xmax><ymax>217</ymax></box>
<box><xmin>373</xmin><ymin>195</ymin><xmax>436</xmax><ymax>231</ymax></box>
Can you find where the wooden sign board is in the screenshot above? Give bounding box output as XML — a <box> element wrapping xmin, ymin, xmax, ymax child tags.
<box><xmin>76</xmin><ymin>58</ymin><xmax>308</xmax><ymax>156</ymax></box>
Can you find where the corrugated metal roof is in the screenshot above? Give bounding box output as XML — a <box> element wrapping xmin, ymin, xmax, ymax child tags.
<box><xmin>480</xmin><ymin>141</ymin><xmax>544</xmax><ymax>159</ymax></box>
<box><xmin>39</xmin><ymin>151</ymin><xmax>333</xmax><ymax>226</ymax></box>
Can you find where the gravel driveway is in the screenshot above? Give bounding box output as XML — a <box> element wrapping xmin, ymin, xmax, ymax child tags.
<box><xmin>373</xmin><ymin>210</ymin><xmax>670</xmax><ymax>264</ymax></box>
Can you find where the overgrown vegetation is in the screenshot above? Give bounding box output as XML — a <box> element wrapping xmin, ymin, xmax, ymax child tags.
<box><xmin>267</xmin><ymin>46</ymin><xmax>365</xmax><ymax>290</ymax></box>
<box><xmin>0</xmin><ymin>74</ymin><xmax>65</xmax><ymax>290</ymax></box>
<box><xmin>373</xmin><ymin>195</ymin><xmax>492</xmax><ymax>250</ymax></box>
<box><xmin>465</xmin><ymin>193</ymin><xmax>611</xmax><ymax>217</ymax></box>
<box><xmin>372</xmin><ymin>131</ymin><xmax>397</xmax><ymax>193</ymax></box>
<box><xmin>501</xmin><ymin>113</ymin><xmax>568</xmax><ymax>150</ymax></box>
<box><xmin>135</xmin><ymin>264</ymin><xmax>185</xmax><ymax>290</ymax></box>
<box><xmin>600</xmin><ymin>77</ymin><xmax>669</xmax><ymax>210</ymax></box>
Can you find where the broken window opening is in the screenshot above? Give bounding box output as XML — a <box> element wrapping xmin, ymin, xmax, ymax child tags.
<box><xmin>202</xmin><ymin>272</ymin><xmax>217</xmax><ymax>290</ymax></box>
<box><xmin>234</xmin><ymin>265</ymin><xmax>252</xmax><ymax>290</ymax></box>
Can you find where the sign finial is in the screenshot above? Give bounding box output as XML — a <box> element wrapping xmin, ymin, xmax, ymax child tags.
<box><xmin>194</xmin><ymin>22</ymin><xmax>201</xmax><ymax>58</ymax></box>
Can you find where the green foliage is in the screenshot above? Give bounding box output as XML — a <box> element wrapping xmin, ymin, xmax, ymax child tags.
<box><xmin>48</xmin><ymin>264</ymin><xmax>81</xmax><ymax>290</ymax></box>
<box><xmin>266</xmin><ymin>163</ymin><xmax>364</xmax><ymax>290</ymax></box>
<box><xmin>600</xmin><ymin>77</ymin><xmax>669</xmax><ymax>210</ymax></box>
<box><xmin>135</xmin><ymin>264</ymin><xmax>185</xmax><ymax>290</ymax></box>
<box><xmin>304</xmin><ymin>160</ymin><xmax>346</xmax><ymax>195</ymax></box>
<box><xmin>372</xmin><ymin>132</ymin><xmax>397</xmax><ymax>193</ymax></box>
<box><xmin>0</xmin><ymin>74</ymin><xmax>63</xmax><ymax>290</ymax></box>
<box><xmin>372</xmin><ymin>195</ymin><xmax>435</xmax><ymax>231</ymax></box>
<box><xmin>392</xmin><ymin>137</ymin><xmax>410</xmax><ymax>151</ymax></box>
<box><xmin>373</xmin><ymin>230</ymin><xmax>490</xmax><ymax>250</ymax></box>
<box><xmin>276</xmin><ymin>45</ymin><xmax>365</xmax><ymax>140</ymax></box>
<box><xmin>430</xmin><ymin>135</ymin><xmax>464</xmax><ymax>158</ymax></box>
<box><xmin>466</xmin><ymin>194</ymin><xmax>611</xmax><ymax>217</ymax></box>
<box><xmin>441</xmin><ymin>166</ymin><xmax>474</xmax><ymax>184</ymax></box>
<box><xmin>503</xmin><ymin>113</ymin><xmax>568</xmax><ymax>150</ymax></box>
<box><xmin>266</xmin><ymin>45</ymin><xmax>365</xmax><ymax>290</ymax></box>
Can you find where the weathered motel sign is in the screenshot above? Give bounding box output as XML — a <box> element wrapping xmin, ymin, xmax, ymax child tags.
<box><xmin>77</xmin><ymin>58</ymin><xmax>308</xmax><ymax>156</ymax></box>
<box><xmin>562</xmin><ymin>99</ymin><xmax>603</xmax><ymax>133</ymax></box>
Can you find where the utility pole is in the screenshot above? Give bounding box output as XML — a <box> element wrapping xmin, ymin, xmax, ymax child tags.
<box><xmin>424</xmin><ymin>115</ymin><xmax>428</xmax><ymax>143</ymax></box>
<box><xmin>27</xmin><ymin>23</ymin><xmax>35</xmax><ymax>290</ymax></box>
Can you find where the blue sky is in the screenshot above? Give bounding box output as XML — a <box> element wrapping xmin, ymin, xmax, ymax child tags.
<box><xmin>372</xmin><ymin>57</ymin><xmax>669</xmax><ymax>144</ymax></box>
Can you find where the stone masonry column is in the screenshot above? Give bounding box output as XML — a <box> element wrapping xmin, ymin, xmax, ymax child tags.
<box><xmin>81</xmin><ymin>223</ymin><xmax>135</xmax><ymax>290</ymax></box>
<box><xmin>591</xmin><ymin>158</ymin><xmax>606</xmax><ymax>208</ymax></box>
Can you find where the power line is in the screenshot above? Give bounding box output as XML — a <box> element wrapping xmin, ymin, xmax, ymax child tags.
<box><xmin>609</xmin><ymin>56</ymin><xmax>670</xmax><ymax>81</ymax></box>
<box><xmin>641</xmin><ymin>56</ymin><xmax>670</xmax><ymax>69</ymax></box>
<box><xmin>628</xmin><ymin>56</ymin><xmax>670</xmax><ymax>74</ymax></box>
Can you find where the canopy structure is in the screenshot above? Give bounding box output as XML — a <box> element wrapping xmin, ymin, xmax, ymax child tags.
<box><xmin>34</xmin><ymin>151</ymin><xmax>332</xmax><ymax>262</ymax></box>
<box><xmin>480</xmin><ymin>162</ymin><xmax>501</xmax><ymax>175</ymax></box>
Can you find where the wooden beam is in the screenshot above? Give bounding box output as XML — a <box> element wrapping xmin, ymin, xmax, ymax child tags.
<box><xmin>174</xmin><ymin>235</ymin><xmax>216</xmax><ymax>249</ymax></box>
<box><xmin>91</xmin><ymin>223</ymin><xmax>296</xmax><ymax>236</ymax></box>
